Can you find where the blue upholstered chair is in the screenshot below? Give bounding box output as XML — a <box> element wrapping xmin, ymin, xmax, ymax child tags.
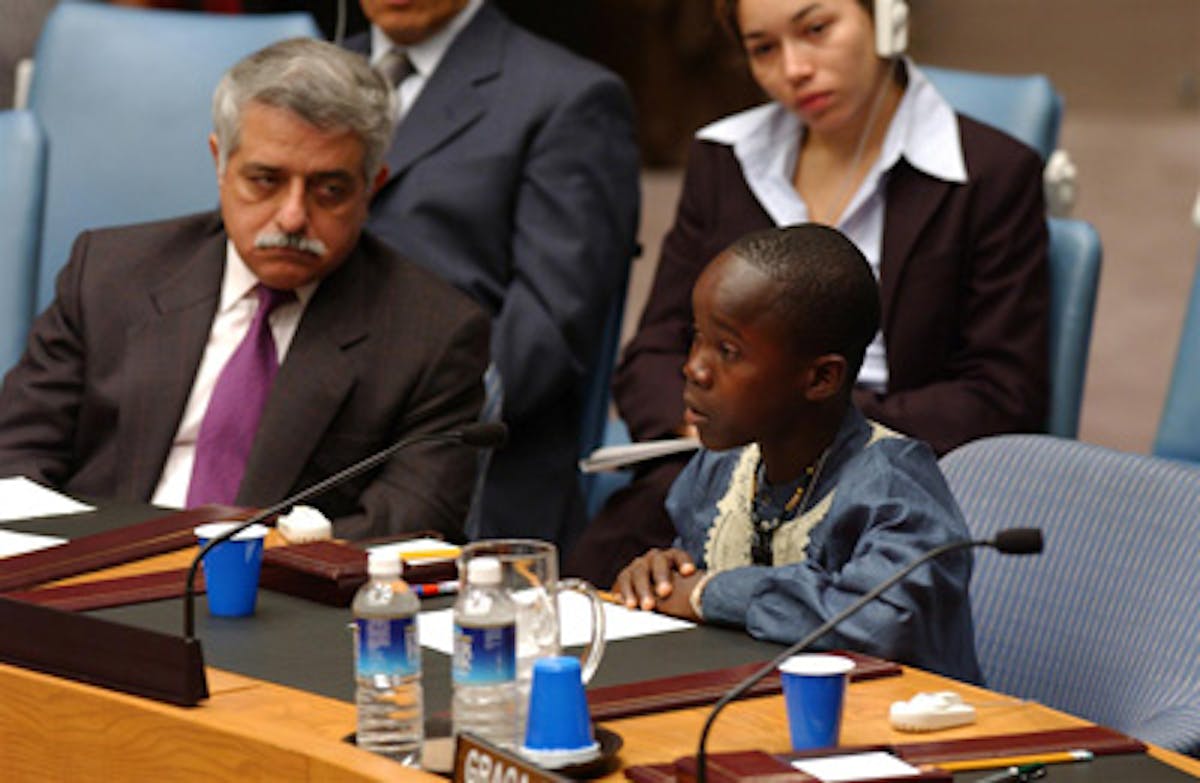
<box><xmin>926</xmin><ymin>67</ymin><xmax>1099</xmax><ymax>437</ymax></box>
<box><xmin>578</xmin><ymin>269</ymin><xmax>631</xmax><ymax>518</ymax></box>
<box><xmin>24</xmin><ymin>1</ymin><xmax>320</xmax><ymax>313</ymax></box>
<box><xmin>923</xmin><ymin>66</ymin><xmax>1076</xmax><ymax>217</ymax></box>
<box><xmin>922</xmin><ymin>66</ymin><xmax>1061</xmax><ymax>161</ymax></box>
<box><xmin>940</xmin><ymin>435</ymin><xmax>1200</xmax><ymax>755</ymax></box>
<box><xmin>1045</xmin><ymin>218</ymin><xmax>1102</xmax><ymax>437</ymax></box>
<box><xmin>465</xmin><ymin>363</ymin><xmax>505</xmax><ymax>540</ymax></box>
<box><xmin>1154</xmin><ymin>247</ymin><xmax>1200</xmax><ymax>462</ymax></box>
<box><xmin>0</xmin><ymin>110</ymin><xmax>44</xmax><ymax>376</ymax></box>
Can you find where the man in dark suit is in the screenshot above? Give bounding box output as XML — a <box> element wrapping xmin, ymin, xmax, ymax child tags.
<box><xmin>345</xmin><ymin>0</ymin><xmax>640</xmax><ymax>554</ymax></box>
<box><xmin>0</xmin><ymin>38</ymin><xmax>490</xmax><ymax>541</ymax></box>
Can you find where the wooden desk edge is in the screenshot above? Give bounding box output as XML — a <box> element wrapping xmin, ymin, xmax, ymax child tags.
<box><xmin>2</xmin><ymin>652</ymin><xmax>1197</xmax><ymax>781</ymax></box>
<box><xmin>15</xmin><ymin>547</ymin><xmax>1200</xmax><ymax>783</ymax></box>
<box><xmin>594</xmin><ymin>664</ymin><xmax>1200</xmax><ymax>781</ymax></box>
<box><xmin>0</xmin><ymin>661</ymin><xmax>431</xmax><ymax>782</ymax></box>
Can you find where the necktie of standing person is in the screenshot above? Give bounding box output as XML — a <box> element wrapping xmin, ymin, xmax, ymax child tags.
<box><xmin>375</xmin><ymin>47</ymin><xmax>414</xmax><ymax>90</ymax></box>
<box><xmin>186</xmin><ymin>285</ymin><xmax>295</xmax><ymax>507</ymax></box>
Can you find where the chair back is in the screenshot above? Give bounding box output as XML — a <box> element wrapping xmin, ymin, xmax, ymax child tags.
<box><xmin>1154</xmin><ymin>248</ymin><xmax>1200</xmax><ymax>461</ymax></box>
<box><xmin>0</xmin><ymin>110</ymin><xmax>45</xmax><ymax>374</ymax></box>
<box><xmin>922</xmin><ymin>65</ymin><xmax>1062</xmax><ymax>160</ymax></box>
<box><xmin>27</xmin><ymin>2</ymin><xmax>320</xmax><ymax>311</ymax></box>
<box><xmin>924</xmin><ymin>66</ymin><xmax>1097</xmax><ymax>437</ymax></box>
<box><xmin>465</xmin><ymin>363</ymin><xmax>504</xmax><ymax>540</ymax></box>
<box><xmin>941</xmin><ymin>434</ymin><xmax>1200</xmax><ymax>755</ymax></box>
<box><xmin>1045</xmin><ymin>218</ymin><xmax>1102</xmax><ymax>437</ymax></box>
<box><xmin>578</xmin><ymin>265</ymin><xmax>630</xmax><ymax>516</ymax></box>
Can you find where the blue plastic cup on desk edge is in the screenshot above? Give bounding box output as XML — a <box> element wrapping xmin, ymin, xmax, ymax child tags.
<box><xmin>778</xmin><ymin>653</ymin><xmax>855</xmax><ymax>751</ymax></box>
<box><xmin>193</xmin><ymin>522</ymin><xmax>270</xmax><ymax>618</ymax></box>
<box><xmin>520</xmin><ymin>655</ymin><xmax>600</xmax><ymax>769</ymax></box>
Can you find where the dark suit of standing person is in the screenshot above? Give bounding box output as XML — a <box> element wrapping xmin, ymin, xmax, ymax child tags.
<box><xmin>345</xmin><ymin>0</ymin><xmax>641</xmax><ymax>554</ymax></box>
<box><xmin>0</xmin><ymin>39</ymin><xmax>490</xmax><ymax>541</ymax></box>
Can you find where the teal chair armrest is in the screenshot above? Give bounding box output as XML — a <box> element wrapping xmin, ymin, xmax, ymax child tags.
<box><xmin>0</xmin><ymin>109</ymin><xmax>45</xmax><ymax>374</ymax></box>
<box><xmin>1045</xmin><ymin>218</ymin><xmax>1101</xmax><ymax>438</ymax></box>
<box><xmin>1154</xmin><ymin>248</ymin><xmax>1200</xmax><ymax>461</ymax></box>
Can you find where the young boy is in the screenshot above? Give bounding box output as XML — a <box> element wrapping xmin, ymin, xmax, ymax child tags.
<box><xmin>613</xmin><ymin>224</ymin><xmax>982</xmax><ymax>683</ymax></box>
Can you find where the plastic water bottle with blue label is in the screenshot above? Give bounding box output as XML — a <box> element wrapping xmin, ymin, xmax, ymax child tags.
<box><xmin>452</xmin><ymin>556</ymin><xmax>518</xmax><ymax>748</ymax></box>
<box><xmin>353</xmin><ymin>550</ymin><xmax>423</xmax><ymax>764</ymax></box>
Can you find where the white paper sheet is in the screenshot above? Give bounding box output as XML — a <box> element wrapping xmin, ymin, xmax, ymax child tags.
<box><xmin>0</xmin><ymin>528</ymin><xmax>67</xmax><ymax>558</ymax></box>
<box><xmin>578</xmin><ymin>437</ymin><xmax>700</xmax><ymax>473</ymax></box>
<box><xmin>417</xmin><ymin>589</ymin><xmax>694</xmax><ymax>655</ymax></box>
<box><xmin>0</xmin><ymin>476</ymin><xmax>94</xmax><ymax>522</ymax></box>
<box><xmin>792</xmin><ymin>752</ymin><xmax>921</xmax><ymax>782</ymax></box>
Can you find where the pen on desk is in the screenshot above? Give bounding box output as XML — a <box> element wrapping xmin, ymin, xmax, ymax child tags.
<box><xmin>413</xmin><ymin>579</ymin><xmax>459</xmax><ymax>597</ymax></box>
<box><xmin>939</xmin><ymin>749</ymin><xmax>1093</xmax><ymax>773</ymax></box>
<box><xmin>397</xmin><ymin>548</ymin><xmax>461</xmax><ymax>562</ymax></box>
<box><xmin>597</xmin><ymin>589</ymin><xmax>626</xmax><ymax>605</ymax></box>
<box><xmin>976</xmin><ymin>763</ymin><xmax>1047</xmax><ymax>783</ymax></box>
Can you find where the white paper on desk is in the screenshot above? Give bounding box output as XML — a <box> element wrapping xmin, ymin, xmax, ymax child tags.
<box><xmin>417</xmin><ymin>590</ymin><xmax>694</xmax><ymax>655</ymax></box>
<box><xmin>0</xmin><ymin>528</ymin><xmax>67</xmax><ymax>558</ymax></box>
<box><xmin>792</xmin><ymin>752</ymin><xmax>921</xmax><ymax>782</ymax></box>
<box><xmin>579</xmin><ymin>437</ymin><xmax>700</xmax><ymax>473</ymax></box>
<box><xmin>0</xmin><ymin>476</ymin><xmax>94</xmax><ymax>521</ymax></box>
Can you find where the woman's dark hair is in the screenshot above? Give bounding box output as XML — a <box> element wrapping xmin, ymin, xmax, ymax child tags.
<box><xmin>714</xmin><ymin>0</ymin><xmax>874</xmax><ymax>40</ymax></box>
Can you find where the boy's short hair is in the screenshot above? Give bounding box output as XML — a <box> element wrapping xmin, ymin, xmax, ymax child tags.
<box><xmin>728</xmin><ymin>224</ymin><xmax>881</xmax><ymax>379</ymax></box>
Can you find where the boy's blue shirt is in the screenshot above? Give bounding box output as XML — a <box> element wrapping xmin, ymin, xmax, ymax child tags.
<box><xmin>667</xmin><ymin>406</ymin><xmax>983</xmax><ymax>684</ymax></box>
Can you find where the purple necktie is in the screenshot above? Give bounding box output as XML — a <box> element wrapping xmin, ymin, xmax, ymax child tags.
<box><xmin>187</xmin><ymin>285</ymin><xmax>294</xmax><ymax>507</ymax></box>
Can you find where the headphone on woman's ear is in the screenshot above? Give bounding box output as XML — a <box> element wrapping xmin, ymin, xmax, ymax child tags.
<box><xmin>874</xmin><ymin>0</ymin><xmax>909</xmax><ymax>58</ymax></box>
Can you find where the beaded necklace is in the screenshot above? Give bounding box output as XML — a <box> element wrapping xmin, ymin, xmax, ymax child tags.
<box><xmin>749</xmin><ymin>459</ymin><xmax>815</xmax><ymax>565</ymax></box>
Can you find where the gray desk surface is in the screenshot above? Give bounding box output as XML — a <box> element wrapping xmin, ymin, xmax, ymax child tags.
<box><xmin>14</xmin><ymin>502</ymin><xmax>784</xmax><ymax>717</ymax></box>
<box><xmin>94</xmin><ymin>588</ymin><xmax>783</xmax><ymax>719</ymax></box>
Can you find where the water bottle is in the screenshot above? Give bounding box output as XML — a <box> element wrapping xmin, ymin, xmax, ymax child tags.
<box><xmin>452</xmin><ymin>556</ymin><xmax>518</xmax><ymax>748</ymax></box>
<box><xmin>353</xmin><ymin>550</ymin><xmax>423</xmax><ymax>764</ymax></box>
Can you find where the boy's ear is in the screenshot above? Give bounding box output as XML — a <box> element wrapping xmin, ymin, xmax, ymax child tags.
<box><xmin>802</xmin><ymin>354</ymin><xmax>848</xmax><ymax>402</ymax></box>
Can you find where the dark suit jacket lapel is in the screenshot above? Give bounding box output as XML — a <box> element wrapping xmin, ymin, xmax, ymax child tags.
<box><xmin>381</xmin><ymin>4</ymin><xmax>504</xmax><ymax>181</ymax></box>
<box><xmin>119</xmin><ymin>222</ymin><xmax>225</xmax><ymax>499</ymax></box>
<box><xmin>237</xmin><ymin>249</ymin><xmax>369</xmax><ymax>506</ymax></box>
<box><xmin>880</xmin><ymin>163</ymin><xmax>953</xmax><ymax>329</ymax></box>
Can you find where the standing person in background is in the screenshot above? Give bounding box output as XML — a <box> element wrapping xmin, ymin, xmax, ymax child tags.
<box><xmin>568</xmin><ymin>0</ymin><xmax>1048</xmax><ymax>587</ymax></box>
<box><xmin>345</xmin><ymin>0</ymin><xmax>640</xmax><ymax>555</ymax></box>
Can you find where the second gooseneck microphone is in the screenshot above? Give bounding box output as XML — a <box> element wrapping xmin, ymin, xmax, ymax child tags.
<box><xmin>693</xmin><ymin>527</ymin><xmax>1044</xmax><ymax>783</ymax></box>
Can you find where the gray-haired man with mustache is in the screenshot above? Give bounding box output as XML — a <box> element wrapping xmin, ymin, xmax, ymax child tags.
<box><xmin>0</xmin><ymin>39</ymin><xmax>491</xmax><ymax>541</ymax></box>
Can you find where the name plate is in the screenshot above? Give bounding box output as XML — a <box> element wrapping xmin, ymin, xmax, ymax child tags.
<box><xmin>453</xmin><ymin>733</ymin><xmax>571</xmax><ymax>783</ymax></box>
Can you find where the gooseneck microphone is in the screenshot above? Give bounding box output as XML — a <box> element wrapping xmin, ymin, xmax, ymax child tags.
<box><xmin>693</xmin><ymin>527</ymin><xmax>1043</xmax><ymax>783</ymax></box>
<box><xmin>182</xmin><ymin>421</ymin><xmax>508</xmax><ymax>639</ymax></box>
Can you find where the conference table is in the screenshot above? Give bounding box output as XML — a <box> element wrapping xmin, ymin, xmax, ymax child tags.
<box><xmin>1</xmin><ymin>504</ymin><xmax>1198</xmax><ymax>782</ymax></box>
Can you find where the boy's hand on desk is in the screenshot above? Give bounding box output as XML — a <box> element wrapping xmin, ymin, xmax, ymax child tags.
<box><xmin>613</xmin><ymin>547</ymin><xmax>704</xmax><ymax>620</ymax></box>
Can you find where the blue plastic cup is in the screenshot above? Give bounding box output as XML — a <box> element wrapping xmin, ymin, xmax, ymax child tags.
<box><xmin>194</xmin><ymin>522</ymin><xmax>270</xmax><ymax>618</ymax></box>
<box><xmin>778</xmin><ymin>654</ymin><xmax>855</xmax><ymax>750</ymax></box>
<box><xmin>520</xmin><ymin>656</ymin><xmax>600</xmax><ymax>768</ymax></box>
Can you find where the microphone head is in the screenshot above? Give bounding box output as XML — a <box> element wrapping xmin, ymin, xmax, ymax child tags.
<box><xmin>459</xmin><ymin>421</ymin><xmax>508</xmax><ymax>449</ymax></box>
<box><xmin>991</xmin><ymin>527</ymin><xmax>1043</xmax><ymax>555</ymax></box>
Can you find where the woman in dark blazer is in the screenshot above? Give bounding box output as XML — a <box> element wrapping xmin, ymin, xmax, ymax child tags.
<box><xmin>567</xmin><ymin>0</ymin><xmax>1049</xmax><ymax>586</ymax></box>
